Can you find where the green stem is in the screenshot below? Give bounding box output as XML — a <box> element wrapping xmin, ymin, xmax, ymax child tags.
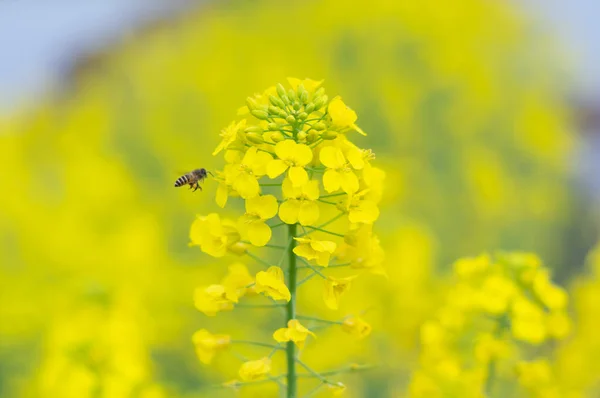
<box><xmin>286</xmin><ymin>223</ymin><xmax>298</xmax><ymax>398</ymax></box>
<box><xmin>485</xmin><ymin>358</ymin><xmax>496</xmax><ymax>397</ymax></box>
<box><xmin>246</xmin><ymin>251</ymin><xmax>272</xmax><ymax>267</ymax></box>
<box><xmin>231</xmin><ymin>340</ymin><xmax>284</xmax><ymax>350</ymax></box>
<box><xmin>296</xmin><ymin>315</ymin><xmax>343</xmax><ymax>325</ymax></box>
<box><xmin>304</xmin><ymin>225</ymin><xmax>345</xmax><ymax>238</ymax></box>
<box><xmin>298</xmin><ymin>213</ymin><xmax>345</xmax><ymax>237</ymax></box>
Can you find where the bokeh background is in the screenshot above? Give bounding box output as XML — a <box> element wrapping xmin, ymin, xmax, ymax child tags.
<box><xmin>2</xmin><ymin>0</ymin><xmax>600</xmax><ymax>397</ymax></box>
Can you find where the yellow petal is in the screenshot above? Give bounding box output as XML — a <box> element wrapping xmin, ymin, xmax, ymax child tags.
<box><xmin>294</xmin><ymin>144</ymin><xmax>313</xmax><ymax>166</ymax></box>
<box><xmin>323</xmin><ymin>169</ymin><xmax>341</xmax><ymax>193</ymax></box>
<box><xmin>328</xmin><ymin>97</ymin><xmax>358</xmax><ymax>127</ymax></box>
<box><xmin>247</xmin><ymin>221</ymin><xmax>271</xmax><ymax>247</ymax></box>
<box><xmin>246</xmin><ymin>194</ymin><xmax>278</xmax><ymax>220</ymax></box>
<box><xmin>310</xmin><ymin>239</ymin><xmax>337</xmax><ymax>253</ymax></box>
<box><xmin>319</xmin><ymin>146</ymin><xmax>346</xmax><ymax>169</ymax></box>
<box><xmin>282</xmin><ymin>177</ymin><xmax>302</xmax><ymax>199</ymax></box>
<box><xmin>216</xmin><ymin>183</ymin><xmax>228</xmax><ymax>208</ymax></box>
<box><xmin>316</xmin><ymin>251</ymin><xmax>331</xmax><ymax>267</ymax></box>
<box><xmin>273</xmin><ymin>328</ymin><xmax>290</xmax><ymax>343</ymax></box>
<box><xmin>346</xmin><ymin>148</ymin><xmax>364</xmax><ymax>169</ymax></box>
<box><xmin>288</xmin><ymin>166</ymin><xmax>308</xmax><ymax>187</ymax></box>
<box><xmin>298</xmin><ymin>201</ymin><xmax>320</xmax><ymax>226</ymax></box>
<box><xmin>278</xmin><ymin>199</ymin><xmax>301</xmax><ymax>224</ymax></box>
<box><xmin>340</xmin><ymin>171</ymin><xmax>359</xmax><ymax>194</ymax></box>
<box><xmin>303</xmin><ymin>180</ymin><xmax>320</xmax><ymax>200</ymax></box>
<box><xmin>275</xmin><ymin>139</ymin><xmax>297</xmax><ymax>160</ymax></box>
<box><xmin>349</xmin><ymin>201</ymin><xmax>379</xmax><ymax>224</ymax></box>
<box><xmin>233</xmin><ymin>173</ymin><xmax>260</xmax><ymax>199</ymax></box>
<box><xmin>267</xmin><ymin>159</ymin><xmax>289</xmax><ymax>179</ymax></box>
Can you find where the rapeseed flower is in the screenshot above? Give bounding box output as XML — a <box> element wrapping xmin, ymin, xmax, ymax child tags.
<box><xmin>238</xmin><ymin>195</ymin><xmax>278</xmax><ymax>246</ymax></box>
<box><xmin>238</xmin><ymin>357</ymin><xmax>271</xmax><ymax>381</ymax></box>
<box><xmin>293</xmin><ymin>237</ymin><xmax>337</xmax><ymax>267</ymax></box>
<box><xmin>273</xmin><ymin>320</ymin><xmax>316</xmax><ymax>349</ymax></box>
<box><xmin>254</xmin><ymin>266</ymin><xmax>291</xmax><ymax>302</ymax></box>
<box><xmin>192</xmin><ymin>329</ymin><xmax>231</xmax><ymax>364</ymax></box>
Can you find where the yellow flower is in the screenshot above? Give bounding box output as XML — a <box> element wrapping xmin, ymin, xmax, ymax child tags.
<box><xmin>293</xmin><ymin>237</ymin><xmax>337</xmax><ymax>267</ymax></box>
<box><xmin>221</xmin><ymin>263</ymin><xmax>255</xmax><ymax>297</ymax></box>
<box><xmin>267</xmin><ymin>140</ymin><xmax>313</xmax><ymax>187</ymax></box>
<box><xmin>287</xmin><ymin>77</ymin><xmax>323</xmax><ymax>93</ymax></box>
<box><xmin>192</xmin><ymin>329</ymin><xmax>230</xmax><ymax>364</ymax></box>
<box><xmin>532</xmin><ymin>270</ymin><xmax>567</xmax><ymax>310</ymax></box>
<box><xmin>328</xmin><ymin>96</ymin><xmax>366</xmax><ymax>135</ymax></box>
<box><xmin>323</xmin><ymin>276</ymin><xmax>356</xmax><ymax>310</ymax></box>
<box><xmin>238</xmin><ymin>195</ymin><xmax>278</xmax><ymax>246</ymax></box>
<box><xmin>273</xmin><ymin>319</ymin><xmax>316</xmax><ymax>349</ymax></box>
<box><xmin>214</xmin><ymin>170</ymin><xmax>236</xmax><ymax>208</ymax></box>
<box><xmin>453</xmin><ymin>254</ymin><xmax>490</xmax><ymax>279</ymax></box>
<box><xmin>278</xmin><ymin>178</ymin><xmax>320</xmax><ymax>226</ymax></box>
<box><xmin>189</xmin><ymin>213</ymin><xmax>242</xmax><ymax>257</ymax></box>
<box><xmin>213</xmin><ymin>119</ymin><xmax>246</xmax><ymax>155</ymax></box>
<box><xmin>194</xmin><ymin>284</ymin><xmax>238</xmax><ymax>316</ymax></box>
<box><xmin>341</xmin><ymin>189</ymin><xmax>380</xmax><ymax>224</ymax></box>
<box><xmin>546</xmin><ymin>311</ymin><xmax>571</xmax><ymax>339</ymax></box>
<box><xmin>337</xmin><ymin>224</ymin><xmax>385</xmax><ymax>274</ymax></box>
<box><xmin>510</xmin><ymin>297</ymin><xmax>547</xmax><ymax>344</ymax></box>
<box><xmin>477</xmin><ymin>275</ymin><xmax>516</xmax><ymax>314</ymax></box>
<box><xmin>224</xmin><ymin>147</ymin><xmax>272</xmax><ymax>199</ymax></box>
<box><xmin>474</xmin><ymin>333</ymin><xmax>511</xmax><ymax>363</ymax></box>
<box><xmin>342</xmin><ymin>316</ymin><xmax>372</xmax><ymax>338</ymax></box>
<box><xmin>254</xmin><ymin>266</ymin><xmax>291</xmax><ymax>301</ymax></box>
<box><xmin>238</xmin><ymin>357</ymin><xmax>271</xmax><ymax>381</ymax></box>
<box><xmin>516</xmin><ymin>359</ymin><xmax>553</xmax><ymax>389</ymax></box>
<box><xmin>319</xmin><ymin>146</ymin><xmax>359</xmax><ymax>194</ymax></box>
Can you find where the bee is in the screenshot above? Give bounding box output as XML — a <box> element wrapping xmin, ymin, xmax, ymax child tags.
<box><xmin>174</xmin><ymin>168</ymin><xmax>209</xmax><ymax>192</ymax></box>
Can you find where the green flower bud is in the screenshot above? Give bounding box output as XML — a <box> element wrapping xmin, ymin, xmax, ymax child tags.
<box><xmin>246</xmin><ymin>132</ymin><xmax>264</xmax><ymax>144</ymax></box>
<box><xmin>268</xmin><ymin>122</ymin><xmax>279</xmax><ymax>131</ymax></box>
<box><xmin>268</xmin><ymin>105</ymin><xmax>281</xmax><ymax>115</ymax></box>
<box><xmin>281</xmin><ymin>95</ymin><xmax>291</xmax><ymax>105</ymax></box>
<box><xmin>269</xmin><ymin>95</ymin><xmax>285</xmax><ymax>108</ymax></box>
<box><xmin>271</xmin><ymin>132</ymin><xmax>285</xmax><ymax>142</ymax></box>
<box><xmin>293</xmin><ymin>102</ymin><xmax>301</xmax><ymax>111</ymax></box>
<box><xmin>306</xmin><ymin>131</ymin><xmax>319</xmax><ymax>143</ymax></box>
<box><xmin>298</xmin><ymin>112</ymin><xmax>308</xmax><ymax>120</ymax></box>
<box><xmin>300</xmin><ymin>90</ymin><xmax>309</xmax><ymax>104</ymax></box>
<box><xmin>315</xmin><ymin>87</ymin><xmax>325</xmax><ymax>97</ymax></box>
<box><xmin>297</xmin><ymin>131</ymin><xmax>307</xmax><ymax>141</ymax></box>
<box><xmin>287</xmin><ymin>89</ymin><xmax>297</xmax><ymax>102</ymax></box>
<box><xmin>244</xmin><ymin>126</ymin><xmax>264</xmax><ymax>133</ymax></box>
<box><xmin>313</xmin><ymin>95</ymin><xmax>329</xmax><ymax>110</ymax></box>
<box><xmin>322</xmin><ymin>130</ymin><xmax>338</xmax><ymax>140</ymax></box>
<box><xmin>276</xmin><ymin>83</ymin><xmax>287</xmax><ymax>98</ymax></box>
<box><xmin>278</xmin><ymin>110</ymin><xmax>288</xmax><ymax>118</ymax></box>
<box><xmin>304</xmin><ymin>103</ymin><xmax>316</xmax><ymax>114</ymax></box>
<box><xmin>286</xmin><ymin>115</ymin><xmax>296</xmax><ymax>124</ymax></box>
<box><xmin>251</xmin><ymin>109</ymin><xmax>269</xmax><ymax>120</ymax></box>
<box><xmin>246</xmin><ymin>97</ymin><xmax>259</xmax><ymax>111</ymax></box>
<box><xmin>313</xmin><ymin>122</ymin><xmax>326</xmax><ymax>131</ymax></box>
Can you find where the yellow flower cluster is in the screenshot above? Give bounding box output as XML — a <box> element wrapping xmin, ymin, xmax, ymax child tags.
<box><xmin>188</xmin><ymin>78</ymin><xmax>385</xmax><ymax>395</ymax></box>
<box><xmin>409</xmin><ymin>252</ymin><xmax>571</xmax><ymax>397</ymax></box>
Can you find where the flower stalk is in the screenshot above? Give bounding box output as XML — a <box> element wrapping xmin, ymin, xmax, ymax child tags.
<box><xmin>189</xmin><ymin>78</ymin><xmax>384</xmax><ymax>395</ymax></box>
<box><xmin>286</xmin><ymin>223</ymin><xmax>298</xmax><ymax>398</ymax></box>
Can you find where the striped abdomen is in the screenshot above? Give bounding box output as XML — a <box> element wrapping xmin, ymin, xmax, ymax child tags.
<box><xmin>174</xmin><ymin>174</ymin><xmax>191</xmax><ymax>187</ymax></box>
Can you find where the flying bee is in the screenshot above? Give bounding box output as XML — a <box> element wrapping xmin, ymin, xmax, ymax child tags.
<box><xmin>174</xmin><ymin>168</ymin><xmax>210</xmax><ymax>192</ymax></box>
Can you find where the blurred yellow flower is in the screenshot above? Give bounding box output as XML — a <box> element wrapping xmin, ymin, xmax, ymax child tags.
<box><xmin>279</xmin><ymin>178</ymin><xmax>320</xmax><ymax>225</ymax></box>
<box><xmin>293</xmin><ymin>237</ymin><xmax>337</xmax><ymax>267</ymax></box>
<box><xmin>328</xmin><ymin>97</ymin><xmax>366</xmax><ymax>136</ymax></box>
<box><xmin>453</xmin><ymin>254</ymin><xmax>490</xmax><ymax>279</ymax></box>
<box><xmin>323</xmin><ymin>276</ymin><xmax>356</xmax><ymax>310</ymax></box>
<box><xmin>478</xmin><ymin>275</ymin><xmax>516</xmax><ymax>314</ymax></box>
<box><xmin>267</xmin><ymin>140</ymin><xmax>313</xmax><ymax>186</ymax></box>
<box><xmin>532</xmin><ymin>270</ymin><xmax>568</xmax><ymax>310</ymax></box>
<box><xmin>194</xmin><ymin>284</ymin><xmax>238</xmax><ymax>316</ymax></box>
<box><xmin>342</xmin><ymin>316</ymin><xmax>372</xmax><ymax>339</ymax></box>
<box><xmin>273</xmin><ymin>319</ymin><xmax>316</xmax><ymax>349</ymax></box>
<box><xmin>192</xmin><ymin>329</ymin><xmax>231</xmax><ymax>364</ymax></box>
<box><xmin>189</xmin><ymin>213</ymin><xmax>242</xmax><ymax>258</ymax></box>
<box><xmin>516</xmin><ymin>359</ymin><xmax>553</xmax><ymax>388</ymax></box>
<box><xmin>238</xmin><ymin>357</ymin><xmax>271</xmax><ymax>381</ymax></box>
<box><xmin>510</xmin><ymin>297</ymin><xmax>547</xmax><ymax>344</ymax></box>
<box><xmin>238</xmin><ymin>195</ymin><xmax>278</xmax><ymax>246</ymax></box>
<box><xmin>254</xmin><ymin>266</ymin><xmax>291</xmax><ymax>302</ymax></box>
<box><xmin>328</xmin><ymin>382</ymin><xmax>347</xmax><ymax>396</ymax></box>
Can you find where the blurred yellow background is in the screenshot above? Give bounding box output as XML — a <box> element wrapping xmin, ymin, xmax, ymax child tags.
<box><xmin>1</xmin><ymin>0</ymin><xmax>598</xmax><ymax>397</ymax></box>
